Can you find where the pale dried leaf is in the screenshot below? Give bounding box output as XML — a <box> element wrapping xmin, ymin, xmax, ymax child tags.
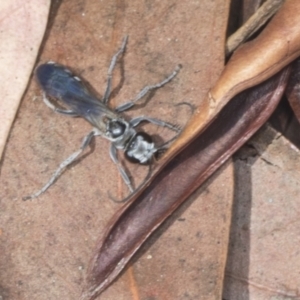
<box><xmin>0</xmin><ymin>0</ymin><xmax>50</xmax><ymax>161</ymax></box>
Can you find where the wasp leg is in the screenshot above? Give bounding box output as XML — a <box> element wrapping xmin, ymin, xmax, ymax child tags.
<box><xmin>130</xmin><ymin>116</ymin><xmax>181</xmax><ymax>150</ymax></box>
<box><xmin>130</xmin><ymin>116</ymin><xmax>181</xmax><ymax>132</ymax></box>
<box><xmin>42</xmin><ymin>93</ymin><xmax>79</xmax><ymax>116</ymax></box>
<box><xmin>102</xmin><ymin>36</ymin><xmax>128</xmax><ymax>104</ymax></box>
<box><xmin>115</xmin><ymin>65</ymin><xmax>181</xmax><ymax>113</ymax></box>
<box><xmin>109</xmin><ymin>144</ymin><xmax>134</xmax><ymax>193</ymax></box>
<box><xmin>109</xmin><ymin>164</ymin><xmax>152</xmax><ymax>203</ymax></box>
<box><xmin>23</xmin><ymin>129</ymin><xmax>99</xmax><ymax>201</ymax></box>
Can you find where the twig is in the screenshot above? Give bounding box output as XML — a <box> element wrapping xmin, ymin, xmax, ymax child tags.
<box><xmin>226</xmin><ymin>0</ymin><xmax>284</xmax><ymax>56</ymax></box>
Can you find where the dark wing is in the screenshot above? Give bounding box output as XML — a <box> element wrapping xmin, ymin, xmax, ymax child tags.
<box><xmin>35</xmin><ymin>62</ymin><xmax>118</xmax><ymax>129</ymax></box>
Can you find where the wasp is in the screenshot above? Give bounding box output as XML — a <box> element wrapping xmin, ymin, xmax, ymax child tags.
<box><xmin>24</xmin><ymin>36</ymin><xmax>181</xmax><ymax>201</ymax></box>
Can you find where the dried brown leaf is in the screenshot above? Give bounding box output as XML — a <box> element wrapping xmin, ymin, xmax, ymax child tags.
<box><xmin>0</xmin><ymin>1</ymin><xmax>231</xmax><ymax>299</ymax></box>
<box><xmin>83</xmin><ymin>68</ymin><xmax>291</xmax><ymax>299</ymax></box>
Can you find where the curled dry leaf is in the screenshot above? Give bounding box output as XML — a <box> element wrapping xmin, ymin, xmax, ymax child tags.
<box><xmin>169</xmin><ymin>0</ymin><xmax>300</xmax><ymax>158</ymax></box>
<box><xmin>81</xmin><ymin>67</ymin><xmax>291</xmax><ymax>299</ymax></box>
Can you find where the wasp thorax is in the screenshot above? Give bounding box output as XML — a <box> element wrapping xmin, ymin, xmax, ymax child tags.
<box><xmin>107</xmin><ymin>120</ymin><xmax>127</xmax><ymax>139</ymax></box>
<box><xmin>125</xmin><ymin>132</ymin><xmax>156</xmax><ymax>164</ymax></box>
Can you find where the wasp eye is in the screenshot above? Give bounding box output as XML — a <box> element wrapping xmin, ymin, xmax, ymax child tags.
<box><xmin>108</xmin><ymin>120</ymin><xmax>126</xmax><ymax>138</ymax></box>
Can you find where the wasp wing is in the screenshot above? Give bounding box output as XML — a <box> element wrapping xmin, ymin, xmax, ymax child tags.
<box><xmin>36</xmin><ymin>62</ymin><xmax>118</xmax><ymax>130</ymax></box>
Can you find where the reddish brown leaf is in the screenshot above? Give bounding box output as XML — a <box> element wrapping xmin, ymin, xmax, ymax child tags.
<box><xmin>82</xmin><ymin>68</ymin><xmax>291</xmax><ymax>299</ymax></box>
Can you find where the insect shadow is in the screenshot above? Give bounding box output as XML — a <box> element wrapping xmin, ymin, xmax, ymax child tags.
<box><xmin>24</xmin><ymin>36</ymin><xmax>181</xmax><ymax>201</ymax></box>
